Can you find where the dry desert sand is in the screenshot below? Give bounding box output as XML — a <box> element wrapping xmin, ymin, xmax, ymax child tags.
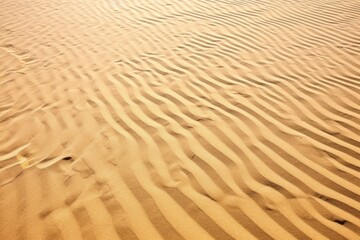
<box><xmin>1</xmin><ymin>0</ymin><xmax>360</xmax><ymax>239</ymax></box>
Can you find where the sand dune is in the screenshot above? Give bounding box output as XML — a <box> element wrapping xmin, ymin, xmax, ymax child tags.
<box><xmin>1</xmin><ymin>0</ymin><xmax>360</xmax><ymax>239</ymax></box>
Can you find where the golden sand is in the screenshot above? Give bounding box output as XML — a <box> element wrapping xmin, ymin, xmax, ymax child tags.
<box><xmin>1</xmin><ymin>0</ymin><xmax>360</xmax><ymax>239</ymax></box>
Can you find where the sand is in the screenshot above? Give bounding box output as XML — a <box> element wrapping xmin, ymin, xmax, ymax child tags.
<box><xmin>1</xmin><ymin>0</ymin><xmax>360</xmax><ymax>239</ymax></box>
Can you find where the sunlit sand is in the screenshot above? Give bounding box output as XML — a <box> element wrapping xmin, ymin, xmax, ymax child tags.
<box><xmin>1</xmin><ymin>0</ymin><xmax>360</xmax><ymax>239</ymax></box>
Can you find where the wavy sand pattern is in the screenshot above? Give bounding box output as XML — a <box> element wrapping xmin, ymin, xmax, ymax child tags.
<box><xmin>1</xmin><ymin>0</ymin><xmax>360</xmax><ymax>239</ymax></box>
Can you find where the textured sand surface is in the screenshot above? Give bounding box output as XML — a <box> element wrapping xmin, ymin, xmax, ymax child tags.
<box><xmin>1</xmin><ymin>0</ymin><xmax>360</xmax><ymax>239</ymax></box>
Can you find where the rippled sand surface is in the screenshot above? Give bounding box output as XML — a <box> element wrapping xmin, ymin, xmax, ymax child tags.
<box><xmin>1</xmin><ymin>0</ymin><xmax>360</xmax><ymax>239</ymax></box>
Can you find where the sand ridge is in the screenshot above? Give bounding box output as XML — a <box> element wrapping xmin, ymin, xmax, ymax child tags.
<box><xmin>1</xmin><ymin>0</ymin><xmax>360</xmax><ymax>239</ymax></box>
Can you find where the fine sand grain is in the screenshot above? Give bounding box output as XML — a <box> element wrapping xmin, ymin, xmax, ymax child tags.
<box><xmin>1</xmin><ymin>0</ymin><xmax>360</xmax><ymax>239</ymax></box>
